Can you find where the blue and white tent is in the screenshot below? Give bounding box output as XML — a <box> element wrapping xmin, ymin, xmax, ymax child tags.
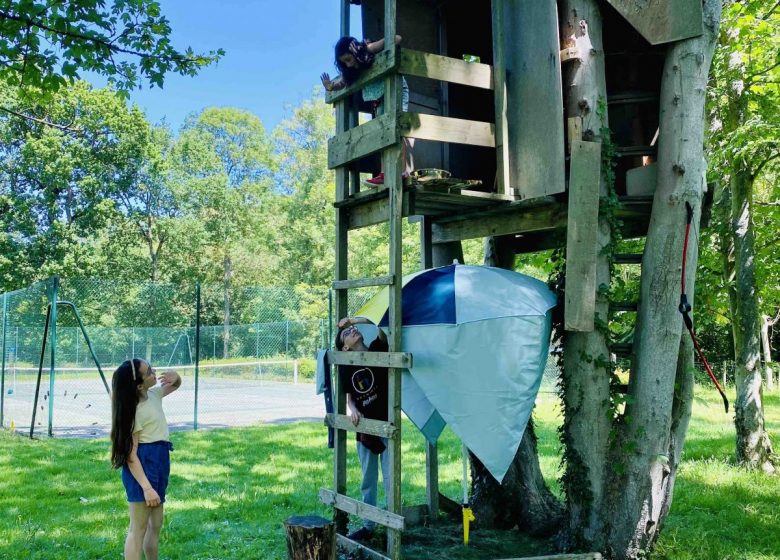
<box><xmin>356</xmin><ymin>264</ymin><xmax>556</xmax><ymax>482</ymax></box>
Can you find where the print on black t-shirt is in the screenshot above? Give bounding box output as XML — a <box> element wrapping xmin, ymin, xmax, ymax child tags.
<box><xmin>339</xmin><ymin>337</ymin><xmax>389</xmax><ymax>423</ymax></box>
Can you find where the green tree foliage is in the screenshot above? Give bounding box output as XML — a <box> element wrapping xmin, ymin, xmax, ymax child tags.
<box><xmin>0</xmin><ymin>0</ymin><xmax>223</xmax><ymax>94</ymax></box>
<box><xmin>0</xmin><ymin>81</ymin><xmax>159</xmax><ymax>285</ymax></box>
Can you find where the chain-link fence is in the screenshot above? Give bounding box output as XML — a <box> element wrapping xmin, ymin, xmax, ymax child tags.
<box><xmin>0</xmin><ymin>277</ymin><xmax>330</xmax><ymax>437</ymax></box>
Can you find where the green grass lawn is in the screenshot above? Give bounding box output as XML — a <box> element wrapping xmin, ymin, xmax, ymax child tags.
<box><xmin>0</xmin><ymin>390</ymin><xmax>777</xmax><ymax>559</ymax></box>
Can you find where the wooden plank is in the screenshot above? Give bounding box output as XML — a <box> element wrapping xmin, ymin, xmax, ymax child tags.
<box><xmin>327</xmin><ymin>350</ymin><xmax>413</xmax><ymax>369</ymax></box>
<box><xmin>398</xmin><ymin>113</ymin><xmax>495</xmax><ymax>148</ymax></box>
<box><xmin>567</xmin><ymin>117</ymin><xmax>582</xmax><ymax>154</ymax></box>
<box><xmin>398</xmin><ymin>48</ymin><xmax>493</xmax><ymax>90</ymax></box>
<box><xmin>560</xmin><ymin>47</ymin><xmax>580</xmax><ymax>63</ymax></box>
<box><xmin>332</xmin><ymin>275</ymin><xmax>394</xmax><ymax>290</ymax></box>
<box><xmin>564</xmin><ymin>140</ymin><xmax>602</xmax><ymax>332</ymax></box>
<box><xmin>431</xmin><ymin>201</ymin><xmax>566</xmax><ymax>244</ymax></box>
<box><xmin>605</xmin><ymin>0</ymin><xmax>703</xmax><ymax>45</ymax></box>
<box><xmin>492</xmin><ymin>0</ymin><xmax>511</xmax><ymax>196</ymax></box>
<box><xmin>348</xmin><ymin>192</ymin><xmax>411</xmax><ymax>230</ymax></box>
<box><xmin>324</xmin><ymin>413</ymin><xmax>397</xmax><ymax>438</ymax></box>
<box><xmin>336</xmin><ymin>534</ymin><xmax>391</xmax><ymax>560</ymax></box>
<box><xmin>328</xmin><ymin>113</ymin><xmax>398</xmax><ymax>169</ymax></box>
<box><xmin>496</xmin><ymin>554</ymin><xmax>602</xmax><ymax>560</ymax></box>
<box><xmin>326</xmin><ymin>48</ymin><xmax>397</xmax><ymax>105</ymax></box>
<box><xmin>505</xmin><ymin>0</ymin><xmax>566</xmax><ymax>199</ymax></box>
<box><xmin>614</xmin><ymin>253</ymin><xmax>643</xmax><ymax>265</ymax></box>
<box><xmin>319</xmin><ymin>489</ymin><xmax>406</xmax><ymax>531</ymax></box>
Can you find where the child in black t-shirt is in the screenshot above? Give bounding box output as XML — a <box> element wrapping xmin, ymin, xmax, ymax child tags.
<box><xmin>335</xmin><ymin>316</ymin><xmax>390</xmax><ymax>541</ymax></box>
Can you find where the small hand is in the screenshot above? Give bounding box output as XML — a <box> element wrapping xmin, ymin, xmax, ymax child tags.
<box><xmin>160</xmin><ymin>371</ymin><xmax>180</xmax><ymax>388</ymax></box>
<box><xmin>321</xmin><ymin>72</ymin><xmax>333</xmax><ymax>91</ymax></box>
<box><xmin>337</xmin><ymin>317</ymin><xmax>353</xmax><ymax>329</ymax></box>
<box><xmin>143</xmin><ymin>487</ymin><xmax>161</xmax><ymax>507</ymax></box>
<box><xmin>350</xmin><ymin>410</ymin><xmax>363</xmax><ymax>426</ymax></box>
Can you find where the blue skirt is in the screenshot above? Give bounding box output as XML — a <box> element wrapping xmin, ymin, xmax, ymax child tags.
<box><xmin>122</xmin><ymin>440</ymin><xmax>173</xmax><ymax>503</ymax></box>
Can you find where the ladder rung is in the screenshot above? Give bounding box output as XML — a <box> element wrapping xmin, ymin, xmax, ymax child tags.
<box><xmin>608</xmin><ymin>91</ymin><xmax>659</xmax><ymax>105</ymax></box>
<box><xmin>616</xmin><ymin>145</ymin><xmax>656</xmax><ymax>157</ymax></box>
<box><xmin>324</xmin><ymin>413</ymin><xmax>398</xmax><ymax>438</ymax></box>
<box><xmin>319</xmin><ymin>488</ymin><xmax>405</xmax><ymax>530</ymax></box>
<box><xmin>614</xmin><ymin>253</ymin><xmax>643</xmax><ymax>265</ymax></box>
<box><xmin>336</xmin><ymin>534</ymin><xmax>392</xmax><ymax>560</ymax></box>
<box><xmin>332</xmin><ymin>275</ymin><xmax>395</xmax><ymax>290</ymax></box>
<box><xmin>611</xmin><ymin>302</ymin><xmax>639</xmax><ymax>312</ymax></box>
<box><xmin>327</xmin><ymin>350</ymin><xmax>412</xmax><ymax>369</ymax></box>
<box><xmin>560</xmin><ymin>47</ymin><xmax>580</xmax><ymax>63</ymax></box>
<box><xmin>610</xmin><ymin>343</ymin><xmax>634</xmax><ymax>356</ymax></box>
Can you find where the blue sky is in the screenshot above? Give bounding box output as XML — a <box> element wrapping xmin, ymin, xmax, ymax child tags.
<box><xmin>91</xmin><ymin>0</ymin><xmax>362</xmax><ymax>132</ymax></box>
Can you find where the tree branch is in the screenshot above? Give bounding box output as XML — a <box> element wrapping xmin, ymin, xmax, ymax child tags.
<box><xmin>0</xmin><ymin>105</ymin><xmax>82</xmax><ymax>133</ymax></box>
<box><xmin>0</xmin><ymin>10</ymin><xmax>201</xmax><ymax>64</ymax></box>
<box><xmin>752</xmin><ymin>151</ymin><xmax>780</xmax><ymax>178</ymax></box>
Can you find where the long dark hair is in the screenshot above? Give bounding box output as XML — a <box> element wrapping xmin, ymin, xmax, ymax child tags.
<box><xmin>110</xmin><ymin>358</ymin><xmax>144</xmax><ymax>468</ymax></box>
<box><xmin>335</xmin><ymin>36</ymin><xmax>374</xmax><ymax>85</ymax></box>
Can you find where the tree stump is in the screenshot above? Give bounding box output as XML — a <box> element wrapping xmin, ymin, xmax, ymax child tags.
<box><xmin>283</xmin><ymin>515</ymin><xmax>336</xmax><ymax>560</ymax></box>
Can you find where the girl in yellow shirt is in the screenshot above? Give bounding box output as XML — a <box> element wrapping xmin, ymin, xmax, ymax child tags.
<box><xmin>110</xmin><ymin>358</ymin><xmax>181</xmax><ymax>560</ymax></box>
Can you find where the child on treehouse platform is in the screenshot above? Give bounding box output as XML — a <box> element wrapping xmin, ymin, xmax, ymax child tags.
<box><xmin>321</xmin><ymin>35</ymin><xmax>414</xmax><ymax>184</ymax></box>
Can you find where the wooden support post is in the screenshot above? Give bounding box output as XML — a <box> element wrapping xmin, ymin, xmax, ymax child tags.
<box><xmin>419</xmin><ymin>217</ymin><xmax>439</xmax><ymax>518</ymax></box>
<box><xmin>492</xmin><ymin>0</ymin><xmax>511</xmax><ymax>196</ymax></box>
<box><xmin>284</xmin><ymin>515</ymin><xmax>336</xmax><ymax>560</ymax></box>
<box><xmin>564</xmin><ymin>140</ymin><xmax>602</xmax><ymax>332</ymax></box>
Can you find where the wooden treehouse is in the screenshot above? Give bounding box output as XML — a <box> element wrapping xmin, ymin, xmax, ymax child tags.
<box><xmin>323</xmin><ymin>1</ymin><xmax>707</xmax><ymax>558</ymax></box>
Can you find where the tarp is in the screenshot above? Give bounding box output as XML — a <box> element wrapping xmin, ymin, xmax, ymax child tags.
<box><xmin>356</xmin><ymin>264</ymin><xmax>555</xmax><ymax>482</ymax></box>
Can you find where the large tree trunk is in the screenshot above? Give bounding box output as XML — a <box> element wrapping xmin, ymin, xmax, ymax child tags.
<box><xmin>730</xmin><ymin>168</ymin><xmax>775</xmax><ymax>472</ymax></box>
<box><xmin>558</xmin><ymin>0</ymin><xmax>613</xmax><ymax>550</ymax></box>
<box><xmin>607</xmin><ymin>1</ymin><xmax>721</xmax><ymax>557</ymax></box>
<box><xmin>469</xmin><ymin>235</ymin><xmax>563</xmax><ymax>537</ymax></box>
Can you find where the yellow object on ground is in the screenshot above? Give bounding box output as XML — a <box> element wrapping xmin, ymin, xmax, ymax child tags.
<box><xmin>462</xmin><ymin>505</ymin><xmax>475</xmax><ymax>545</ymax></box>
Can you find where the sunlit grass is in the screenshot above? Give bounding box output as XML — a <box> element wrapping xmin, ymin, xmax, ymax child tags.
<box><xmin>0</xmin><ymin>388</ymin><xmax>777</xmax><ymax>559</ymax></box>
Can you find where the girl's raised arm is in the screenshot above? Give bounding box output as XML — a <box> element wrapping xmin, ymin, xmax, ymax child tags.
<box><xmin>366</xmin><ymin>35</ymin><xmax>402</xmax><ymax>54</ymax></box>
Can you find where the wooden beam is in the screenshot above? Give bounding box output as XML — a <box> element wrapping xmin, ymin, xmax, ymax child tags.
<box><xmin>604</xmin><ymin>0</ymin><xmax>703</xmax><ymax>45</ymax></box>
<box><xmin>398</xmin><ymin>48</ymin><xmax>493</xmax><ymax>90</ymax></box>
<box><xmin>567</xmin><ymin>116</ymin><xmax>582</xmax><ymax>154</ymax></box>
<box><xmin>336</xmin><ymin>534</ymin><xmax>391</xmax><ymax>560</ymax></box>
<box><xmin>492</xmin><ymin>0</ymin><xmax>510</xmax><ymax>197</ymax></box>
<box><xmin>324</xmin><ymin>413</ymin><xmax>398</xmax><ymax>438</ymax></box>
<box><xmin>319</xmin><ymin>489</ymin><xmax>405</xmax><ymax>530</ymax></box>
<box><xmin>564</xmin><ymin>140</ymin><xmax>602</xmax><ymax>332</ymax></box>
<box><xmin>398</xmin><ymin>112</ymin><xmax>495</xmax><ymax>147</ymax></box>
<box><xmin>348</xmin><ymin>192</ymin><xmax>411</xmax><ymax>230</ymax></box>
<box><xmin>327</xmin><ymin>350</ymin><xmax>413</xmax><ymax>369</ymax></box>
<box><xmin>332</xmin><ymin>275</ymin><xmax>395</xmax><ymax>290</ymax></box>
<box><xmin>560</xmin><ymin>47</ymin><xmax>581</xmax><ymax>63</ymax></box>
<box><xmin>328</xmin><ymin>113</ymin><xmax>398</xmax><ymax>169</ymax></box>
<box><xmin>326</xmin><ymin>48</ymin><xmax>397</xmax><ymax>105</ymax></box>
<box><xmin>431</xmin><ymin>201</ymin><xmax>566</xmax><ymax>244</ymax></box>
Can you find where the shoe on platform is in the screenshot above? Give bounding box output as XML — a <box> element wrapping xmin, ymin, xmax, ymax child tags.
<box><xmin>365</xmin><ymin>172</ymin><xmax>385</xmax><ymax>185</ymax></box>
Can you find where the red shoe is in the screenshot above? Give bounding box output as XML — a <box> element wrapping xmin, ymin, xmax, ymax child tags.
<box><xmin>365</xmin><ymin>172</ymin><xmax>384</xmax><ymax>185</ymax></box>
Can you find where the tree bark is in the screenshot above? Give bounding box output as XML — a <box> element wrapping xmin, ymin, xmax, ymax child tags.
<box><xmin>283</xmin><ymin>515</ymin><xmax>336</xmax><ymax>560</ymax></box>
<box><xmin>558</xmin><ymin>0</ymin><xmax>612</xmax><ymax>550</ymax></box>
<box><xmin>469</xmin><ymin>235</ymin><xmax>564</xmax><ymax>536</ymax></box>
<box><xmin>607</xmin><ymin>2</ymin><xmax>722</xmax><ymax>557</ymax></box>
<box><xmin>760</xmin><ymin>315</ymin><xmax>773</xmax><ymax>391</ymax></box>
<box><xmin>731</xmin><ymin>168</ymin><xmax>775</xmax><ymax>472</ymax></box>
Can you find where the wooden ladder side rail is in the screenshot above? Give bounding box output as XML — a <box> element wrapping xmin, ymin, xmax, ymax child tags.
<box><xmin>336</xmin><ymin>534</ymin><xmax>392</xmax><ymax>560</ymax></box>
<box><xmin>327</xmin><ymin>350</ymin><xmax>412</xmax><ymax>369</ymax></box>
<box><xmin>319</xmin><ymin>489</ymin><xmax>406</xmax><ymax>531</ymax></box>
<box><xmin>324</xmin><ymin>413</ymin><xmax>398</xmax><ymax>439</ymax></box>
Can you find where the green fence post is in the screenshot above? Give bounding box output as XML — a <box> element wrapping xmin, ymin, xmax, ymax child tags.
<box><xmin>1</xmin><ymin>293</ymin><xmax>8</xmax><ymax>428</ymax></box>
<box><xmin>194</xmin><ymin>283</ymin><xmax>201</xmax><ymax>431</ymax></box>
<box><xmin>48</xmin><ymin>277</ymin><xmax>59</xmax><ymax>437</ymax></box>
<box><xmin>328</xmin><ymin>289</ymin><xmax>333</xmax><ymax>349</ymax></box>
